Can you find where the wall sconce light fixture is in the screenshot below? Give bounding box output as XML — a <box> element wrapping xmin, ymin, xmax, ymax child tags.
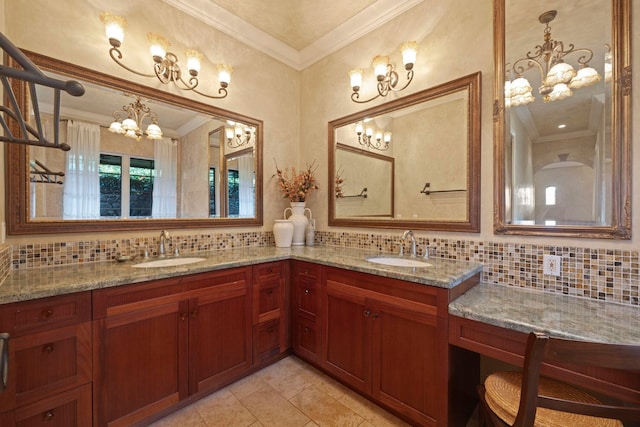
<box><xmin>505</xmin><ymin>10</ymin><xmax>601</xmax><ymax>107</ymax></box>
<box><xmin>225</xmin><ymin>123</ymin><xmax>253</xmax><ymax>148</ymax></box>
<box><xmin>355</xmin><ymin>122</ymin><xmax>391</xmax><ymax>151</ymax></box>
<box><xmin>99</xmin><ymin>12</ymin><xmax>233</xmax><ymax>100</ymax></box>
<box><xmin>349</xmin><ymin>41</ymin><xmax>417</xmax><ymax>103</ymax></box>
<box><xmin>109</xmin><ymin>95</ymin><xmax>163</xmax><ymax>141</ymax></box>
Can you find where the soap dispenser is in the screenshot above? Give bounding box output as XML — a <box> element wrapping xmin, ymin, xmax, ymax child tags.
<box><xmin>305</xmin><ymin>219</ymin><xmax>316</xmax><ymax>246</ymax></box>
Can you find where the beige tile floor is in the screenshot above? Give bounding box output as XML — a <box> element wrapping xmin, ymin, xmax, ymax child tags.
<box><xmin>149</xmin><ymin>355</ymin><xmax>413</xmax><ymax>427</ymax></box>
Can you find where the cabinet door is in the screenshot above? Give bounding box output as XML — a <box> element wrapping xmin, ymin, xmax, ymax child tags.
<box><xmin>371</xmin><ymin>299</ymin><xmax>440</xmax><ymax>426</ymax></box>
<box><xmin>322</xmin><ymin>280</ymin><xmax>371</xmax><ymax>393</ymax></box>
<box><xmin>189</xmin><ymin>280</ymin><xmax>252</xmax><ymax>395</ymax></box>
<box><xmin>93</xmin><ymin>300</ymin><xmax>189</xmax><ymax>427</ymax></box>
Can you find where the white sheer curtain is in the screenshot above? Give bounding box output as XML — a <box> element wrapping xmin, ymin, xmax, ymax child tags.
<box><xmin>152</xmin><ymin>138</ymin><xmax>177</xmax><ymax>218</ymax></box>
<box><xmin>237</xmin><ymin>155</ymin><xmax>255</xmax><ymax>217</ymax></box>
<box><xmin>63</xmin><ymin>121</ymin><xmax>101</xmax><ymax>219</ymax></box>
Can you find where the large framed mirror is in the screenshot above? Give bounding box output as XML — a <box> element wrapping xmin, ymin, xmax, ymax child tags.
<box><xmin>5</xmin><ymin>50</ymin><xmax>263</xmax><ymax>234</ymax></box>
<box><xmin>493</xmin><ymin>0</ymin><xmax>631</xmax><ymax>239</ymax></box>
<box><xmin>328</xmin><ymin>72</ymin><xmax>481</xmax><ymax>232</ymax></box>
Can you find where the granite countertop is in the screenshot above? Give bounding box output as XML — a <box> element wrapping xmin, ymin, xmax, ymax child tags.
<box><xmin>0</xmin><ymin>246</ymin><xmax>483</xmax><ymax>304</ymax></box>
<box><xmin>449</xmin><ymin>282</ymin><xmax>640</xmax><ymax>345</ymax></box>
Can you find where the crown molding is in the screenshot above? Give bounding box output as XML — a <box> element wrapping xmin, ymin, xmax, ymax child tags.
<box><xmin>161</xmin><ymin>0</ymin><xmax>424</xmax><ymax>71</ymax></box>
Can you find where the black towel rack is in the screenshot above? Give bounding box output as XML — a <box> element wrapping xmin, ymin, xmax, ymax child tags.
<box><xmin>0</xmin><ymin>32</ymin><xmax>84</xmax><ymax>151</ymax></box>
<box><xmin>420</xmin><ymin>182</ymin><xmax>466</xmax><ymax>195</ymax></box>
<box><xmin>343</xmin><ymin>187</ymin><xmax>368</xmax><ymax>198</ymax></box>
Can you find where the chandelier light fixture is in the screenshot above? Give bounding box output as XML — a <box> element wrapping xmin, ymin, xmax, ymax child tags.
<box><xmin>355</xmin><ymin>121</ymin><xmax>391</xmax><ymax>151</ymax></box>
<box><xmin>505</xmin><ymin>10</ymin><xmax>601</xmax><ymax>107</ymax></box>
<box><xmin>349</xmin><ymin>41</ymin><xmax>418</xmax><ymax>104</ymax></box>
<box><xmin>109</xmin><ymin>95</ymin><xmax>163</xmax><ymax>141</ymax></box>
<box><xmin>99</xmin><ymin>12</ymin><xmax>232</xmax><ymax>100</ymax></box>
<box><xmin>225</xmin><ymin>123</ymin><xmax>253</xmax><ymax>148</ymax></box>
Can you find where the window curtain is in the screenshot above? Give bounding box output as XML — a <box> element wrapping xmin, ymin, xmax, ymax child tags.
<box><xmin>237</xmin><ymin>156</ymin><xmax>255</xmax><ymax>217</ymax></box>
<box><xmin>152</xmin><ymin>138</ymin><xmax>177</xmax><ymax>218</ymax></box>
<box><xmin>63</xmin><ymin>121</ymin><xmax>101</xmax><ymax>219</ymax></box>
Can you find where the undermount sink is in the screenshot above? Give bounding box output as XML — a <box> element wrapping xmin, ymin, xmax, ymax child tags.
<box><xmin>366</xmin><ymin>256</ymin><xmax>432</xmax><ymax>268</ymax></box>
<box><xmin>132</xmin><ymin>257</ymin><xmax>206</xmax><ymax>268</ymax></box>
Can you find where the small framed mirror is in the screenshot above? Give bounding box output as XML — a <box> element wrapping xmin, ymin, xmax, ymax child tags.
<box><xmin>328</xmin><ymin>72</ymin><xmax>481</xmax><ymax>232</ymax></box>
<box><xmin>493</xmin><ymin>0</ymin><xmax>631</xmax><ymax>238</ymax></box>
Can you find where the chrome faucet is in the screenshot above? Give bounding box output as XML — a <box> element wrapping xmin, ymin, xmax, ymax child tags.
<box><xmin>159</xmin><ymin>230</ymin><xmax>171</xmax><ymax>257</ymax></box>
<box><xmin>399</xmin><ymin>230</ymin><xmax>417</xmax><ymax>257</ymax></box>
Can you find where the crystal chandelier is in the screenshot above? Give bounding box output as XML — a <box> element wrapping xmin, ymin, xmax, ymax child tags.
<box><xmin>99</xmin><ymin>12</ymin><xmax>232</xmax><ymax>100</ymax></box>
<box><xmin>505</xmin><ymin>10</ymin><xmax>601</xmax><ymax>107</ymax></box>
<box><xmin>349</xmin><ymin>41</ymin><xmax>418</xmax><ymax>103</ymax></box>
<box><xmin>108</xmin><ymin>95</ymin><xmax>163</xmax><ymax>141</ymax></box>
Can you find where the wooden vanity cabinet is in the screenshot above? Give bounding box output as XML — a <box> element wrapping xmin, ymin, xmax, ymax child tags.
<box><xmin>252</xmin><ymin>262</ymin><xmax>289</xmax><ymax>365</ymax></box>
<box><xmin>0</xmin><ymin>292</ymin><xmax>92</xmax><ymax>427</ymax></box>
<box><xmin>92</xmin><ymin>267</ymin><xmax>253</xmax><ymax>427</ymax></box>
<box><xmin>320</xmin><ymin>266</ymin><xmax>474</xmax><ymax>427</ymax></box>
<box><xmin>291</xmin><ymin>261</ymin><xmax>322</xmax><ymax>363</ymax></box>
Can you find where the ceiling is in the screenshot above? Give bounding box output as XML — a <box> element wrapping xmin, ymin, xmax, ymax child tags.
<box><xmin>161</xmin><ymin>0</ymin><xmax>424</xmax><ymax>70</ymax></box>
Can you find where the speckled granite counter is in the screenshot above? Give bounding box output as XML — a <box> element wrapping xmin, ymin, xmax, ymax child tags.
<box><xmin>449</xmin><ymin>283</ymin><xmax>640</xmax><ymax>345</ymax></box>
<box><xmin>0</xmin><ymin>246</ymin><xmax>482</xmax><ymax>304</ymax></box>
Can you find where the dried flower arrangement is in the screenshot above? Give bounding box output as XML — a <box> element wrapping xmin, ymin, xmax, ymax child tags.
<box><xmin>335</xmin><ymin>167</ymin><xmax>345</xmax><ymax>198</ymax></box>
<box><xmin>274</xmin><ymin>160</ymin><xmax>319</xmax><ymax>202</ymax></box>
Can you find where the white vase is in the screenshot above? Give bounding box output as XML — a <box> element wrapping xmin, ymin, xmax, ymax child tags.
<box><xmin>273</xmin><ymin>220</ymin><xmax>294</xmax><ymax>247</ymax></box>
<box><xmin>284</xmin><ymin>202</ymin><xmax>312</xmax><ymax>246</ymax></box>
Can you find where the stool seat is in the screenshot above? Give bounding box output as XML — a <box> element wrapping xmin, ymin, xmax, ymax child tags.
<box><xmin>485</xmin><ymin>371</ymin><xmax>623</xmax><ymax>427</ymax></box>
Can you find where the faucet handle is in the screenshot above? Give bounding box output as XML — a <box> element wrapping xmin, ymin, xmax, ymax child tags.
<box><xmin>423</xmin><ymin>245</ymin><xmax>435</xmax><ymax>259</ymax></box>
<box><xmin>134</xmin><ymin>244</ymin><xmax>149</xmax><ymax>259</ymax></box>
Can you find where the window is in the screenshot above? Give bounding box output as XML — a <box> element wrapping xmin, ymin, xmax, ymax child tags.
<box><xmin>99</xmin><ymin>154</ymin><xmax>154</xmax><ymax>218</ymax></box>
<box><xmin>545</xmin><ymin>186</ymin><xmax>556</xmax><ymax>206</ymax></box>
<box><xmin>209</xmin><ymin>167</ymin><xmax>216</xmax><ymax>216</ymax></box>
<box><xmin>228</xmin><ymin>169</ymin><xmax>239</xmax><ymax>216</ymax></box>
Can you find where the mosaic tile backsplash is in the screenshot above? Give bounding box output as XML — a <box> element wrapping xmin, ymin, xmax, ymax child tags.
<box><xmin>7</xmin><ymin>230</ymin><xmax>639</xmax><ymax>307</ymax></box>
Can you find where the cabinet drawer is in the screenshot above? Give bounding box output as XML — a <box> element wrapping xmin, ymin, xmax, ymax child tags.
<box><xmin>13</xmin><ymin>322</ymin><xmax>92</xmax><ymax>407</ymax></box>
<box><xmin>293</xmin><ymin>316</ymin><xmax>317</xmax><ymax>360</ymax></box>
<box><xmin>256</xmin><ymin>319</ymin><xmax>280</xmax><ymax>360</ymax></box>
<box><xmin>293</xmin><ymin>262</ymin><xmax>319</xmax><ymax>279</ymax></box>
<box><xmin>254</xmin><ymin>262</ymin><xmax>282</xmax><ymax>282</ymax></box>
<box><xmin>14</xmin><ymin>383</ymin><xmax>92</xmax><ymax>427</ymax></box>
<box><xmin>295</xmin><ymin>278</ymin><xmax>318</xmax><ymax>318</ymax></box>
<box><xmin>0</xmin><ymin>293</ymin><xmax>91</xmax><ymax>337</ymax></box>
<box><xmin>256</xmin><ymin>281</ymin><xmax>281</xmax><ymax>316</ymax></box>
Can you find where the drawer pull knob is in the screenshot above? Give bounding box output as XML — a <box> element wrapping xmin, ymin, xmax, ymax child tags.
<box><xmin>41</xmin><ymin>308</ymin><xmax>54</xmax><ymax>318</ymax></box>
<box><xmin>364</xmin><ymin>310</ymin><xmax>371</xmax><ymax>317</ymax></box>
<box><xmin>268</xmin><ymin>327</ymin><xmax>275</xmax><ymax>334</ymax></box>
<box><xmin>180</xmin><ymin>312</ymin><xmax>188</xmax><ymax>321</ymax></box>
<box><xmin>42</xmin><ymin>410</ymin><xmax>55</xmax><ymax>421</ymax></box>
<box><xmin>373</xmin><ymin>313</ymin><xmax>380</xmax><ymax>319</ymax></box>
<box><xmin>190</xmin><ymin>309</ymin><xmax>198</xmax><ymax>318</ymax></box>
<box><xmin>304</xmin><ymin>289</ymin><xmax>310</xmax><ymax>294</ymax></box>
<box><xmin>267</xmin><ymin>289</ymin><xmax>273</xmax><ymax>295</ymax></box>
<box><xmin>304</xmin><ymin>327</ymin><xmax>310</xmax><ymax>333</ymax></box>
<box><xmin>43</xmin><ymin>343</ymin><xmax>55</xmax><ymax>354</ymax></box>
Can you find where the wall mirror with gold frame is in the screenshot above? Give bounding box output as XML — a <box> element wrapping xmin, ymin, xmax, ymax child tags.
<box><xmin>493</xmin><ymin>0</ymin><xmax>631</xmax><ymax>239</ymax></box>
<box><xmin>5</xmin><ymin>50</ymin><xmax>263</xmax><ymax>235</ymax></box>
<box><xmin>328</xmin><ymin>72</ymin><xmax>481</xmax><ymax>232</ymax></box>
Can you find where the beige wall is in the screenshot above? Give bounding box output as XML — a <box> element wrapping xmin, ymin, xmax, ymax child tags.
<box><xmin>2</xmin><ymin>0</ymin><xmax>640</xmax><ymax>254</ymax></box>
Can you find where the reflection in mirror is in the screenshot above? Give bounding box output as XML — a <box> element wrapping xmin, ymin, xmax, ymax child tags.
<box><xmin>335</xmin><ymin>143</ymin><xmax>394</xmax><ymax>218</ymax></box>
<box><xmin>329</xmin><ymin>72</ymin><xmax>481</xmax><ymax>232</ymax></box>
<box><xmin>6</xmin><ymin>50</ymin><xmax>263</xmax><ymax>234</ymax></box>
<box><xmin>494</xmin><ymin>0</ymin><xmax>631</xmax><ymax>238</ymax></box>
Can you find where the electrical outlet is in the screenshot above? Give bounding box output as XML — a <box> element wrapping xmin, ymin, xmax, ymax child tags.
<box><xmin>543</xmin><ymin>255</ymin><xmax>562</xmax><ymax>276</ymax></box>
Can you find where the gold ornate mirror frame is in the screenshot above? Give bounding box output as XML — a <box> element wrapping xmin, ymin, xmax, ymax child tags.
<box><xmin>493</xmin><ymin>0</ymin><xmax>632</xmax><ymax>239</ymax></box>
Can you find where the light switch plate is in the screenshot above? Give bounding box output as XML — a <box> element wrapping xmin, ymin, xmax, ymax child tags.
<box><xmin>543</xmin><ymin>255</ymin><xmax>561</xmax><ymax>276</ymax></box>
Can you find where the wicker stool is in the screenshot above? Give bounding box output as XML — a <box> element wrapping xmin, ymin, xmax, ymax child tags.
<box><xmin>484</xmin><ymin>371</ymin><xmax>623</xmax><ymax>427</ymax></box>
